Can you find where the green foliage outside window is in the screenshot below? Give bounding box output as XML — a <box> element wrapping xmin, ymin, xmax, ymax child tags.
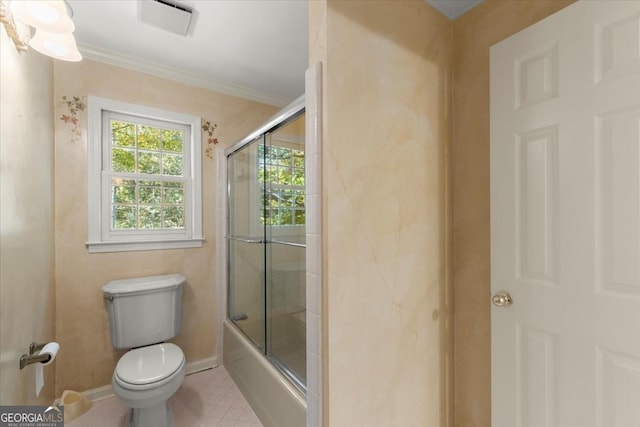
<box><xmin>258</xmin><ymin>144</ymin><xmax>305</xmax><ymax>226</ymax></box>
<box><xmin>110</xmin><ymin>120</ymin><xmax>186</xmax><ymax>230</ymax></box>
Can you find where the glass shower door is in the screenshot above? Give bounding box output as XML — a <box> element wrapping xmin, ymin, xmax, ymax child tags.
<box><xmin>264</xmin><ymin>113</ymin><xmax>306</xmax><ymax>389</ymax></box>
<box><xmin>227</xmin><ymin>135</ymin><xmax>266</xmax><ymax>350</ymax></box>
<box><xmin>226</xmin><ymin>108</ymin><xmax>307</xmax><ymax>392</ymax></box>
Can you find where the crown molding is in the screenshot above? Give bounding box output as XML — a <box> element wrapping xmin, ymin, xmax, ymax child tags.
<box><xmin>77</xmin><ymin>43</ymin><xmax>290</xmax><ymax>107</ymax></box>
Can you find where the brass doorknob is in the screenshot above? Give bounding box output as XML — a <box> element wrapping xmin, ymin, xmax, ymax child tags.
<box><xmin>492</xmin><ymin>291</ymin><xmax>513</xmax><ymax>307</ymax></box>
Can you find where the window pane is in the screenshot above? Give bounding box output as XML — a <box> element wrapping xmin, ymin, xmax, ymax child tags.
<box><xmin>113</xmin><ymin>205</ymin><xmax>136</xmax><ymax>229</ymax></box>
<box><xmin>266</xmin><ymin>192</ymin><xmax>279</xmax><ymax>208</ymax></box>
<box><xmin>265</xmin><ymin>207</ymin><xmax>277</xmax><ymax>225</ymax></box>
<box><xmin>280</xmin><ymin>167</ymin><xmax>293</xmax><ymax>185</ymax></box>
<box><xmin>281</xmin><ymin>190</ymin><xmax>292</xmax><ymax>207</ymax></box>
<box><xmin>280</xmin><ymin>209</ymin><xmax>293</xmax><ymax>225</ymax></box>
<box><xmin>111</xmin><ymin>121</ymin><xmax>135</xmax><ymax>147</ymax></box>
<box><xmin>278</xmin><ymin>147</ymin><xmax>292</xmax><ymax>166</ymax></box>
<box><xmin>162</xmin><ymin>153</ymin><xmax>183</xmax><ymax>176</ymax></box>
<box><xmin>293</xmin><ymin>168</ymin><xmax>304</xmax><ymax>185</ymax></box>
<box><xmin>294</xmin><ymin>192</ymin><xmax>305</xmax><ymax>208</ymax></box>
<box><xmin>112</xmin><ymin>148</ymin><xmax>136</xmax><ymax>173</ymax></box>
<box><xmin>109</xmin><ymin>179</ymin><xmax>185</xmax><ymax>230</ymax></box>
<box><xmin>139</xmin><ymin>205</ymin><xmax>162</xmax><ymax>229</ymax></box>
<box><xmin>138</xmin><ymin>152</ymin><xmax>161</xmax><ymax>174</ymax></box>
<box><xmin>163</xmin><ymin>206</ymin><xmax>184</xmax><ymax>229</ymax></box>
<box><xmin>295</xmin><ymin>209</ymin><xmax>305</xmax><ymax>225</ymax></box>
<box><xmin>138</xmin><ymin>126</ymin><xmax>161</xmax><ymax>150</ymax></box>
<box><xmin>162</xmin><ymin>130</ymin><xmax>183</xmax><ymax>153</ymax></box>
<box><xmin>112</xmin><ymin>182</ymin><xmax>135</xmax><ymax>204</ymax></box>
<box><xmin>163</xmin><ymin>185</ymin><xmax>184</xmax><ymax>204</ymax></box>
<box><xmin>264</xmin><ymin>168</ymin><xmax>274</xmax><ymax>184</ymax></box>
<box><xmin>293</xmin><ymin>149</ymin><xmax>304</xmax><ymax>168</ymax></box>
<box><xmin>139</xmin><ymin>183</ymin><xmax>161</xmax><ymax>204</ymax></box>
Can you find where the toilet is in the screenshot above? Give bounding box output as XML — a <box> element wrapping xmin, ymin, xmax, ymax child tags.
<box><xmin>102</xmin><ymin>274</ymin><xmax>186</xmax><ymax>427</ymax></box>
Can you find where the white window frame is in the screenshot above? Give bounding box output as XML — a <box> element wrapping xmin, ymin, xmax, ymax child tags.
<box><xmin>87</xmin><ymin>96</ymin><xmax>203</xmax><ymax>253</ymax></box>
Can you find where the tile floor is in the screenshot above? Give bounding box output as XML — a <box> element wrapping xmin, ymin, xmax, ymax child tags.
<box><xmin>67</xmin><ymin>366</ymin><xmax>263</xmax><ymax>427</ymax></box>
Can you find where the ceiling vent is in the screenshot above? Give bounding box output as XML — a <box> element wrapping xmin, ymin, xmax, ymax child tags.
<box><xmin>138</xmin><ymin>0</ymin><xmax>193</xmax><ymax>36</ymax></box>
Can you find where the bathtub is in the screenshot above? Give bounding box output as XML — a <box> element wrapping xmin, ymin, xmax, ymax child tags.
<box><xmin>223</xmin><ymin>320</ymin><xmax>306</xmax><ymax>427</ymax></box>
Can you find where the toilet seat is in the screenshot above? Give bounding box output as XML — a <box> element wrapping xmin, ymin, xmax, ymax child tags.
<box><xmin>115</xmin><ymin>343</ymin><xmax>184</xmax><ymax>391</ymax></box>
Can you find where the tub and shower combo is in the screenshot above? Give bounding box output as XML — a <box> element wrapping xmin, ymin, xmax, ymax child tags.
<box><xmin>223</xmin><ymin>97</ymin><xmax>307</xmax><ymax>427</ymax></box>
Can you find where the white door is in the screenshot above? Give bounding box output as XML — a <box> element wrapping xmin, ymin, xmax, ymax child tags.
<box><xmin>491</xmin><ymin>1</ymin><xmax>640</xmax><ymax>426</ymax></box>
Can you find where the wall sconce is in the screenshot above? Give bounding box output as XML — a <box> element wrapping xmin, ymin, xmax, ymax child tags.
<box><xmin>0</xmin><ymin>0</ymin><xmax>82</xmax><ymax>62</ymax></box>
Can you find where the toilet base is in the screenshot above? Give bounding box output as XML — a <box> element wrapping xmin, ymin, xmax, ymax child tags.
<box><xmin>128</xmin><ymin>402</ymin><xmax>173</xmax><ymax>427</ymax></box>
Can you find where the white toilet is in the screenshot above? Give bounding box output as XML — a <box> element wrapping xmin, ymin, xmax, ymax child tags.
<box><xmin>102</xmin><ymin>274</ymin><xmax>186</xmax><ymax>427</ymax></box>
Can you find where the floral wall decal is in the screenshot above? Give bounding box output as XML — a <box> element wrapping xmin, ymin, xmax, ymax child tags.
<box><xmin>58</xmin><ymin>95</ymin><xmax>86</xmax><ymax>143</ymax></box>
<box><xmin>202</xmin><ymin>120</ymin><xmax>219</xmax><ymax>159</ymax></box>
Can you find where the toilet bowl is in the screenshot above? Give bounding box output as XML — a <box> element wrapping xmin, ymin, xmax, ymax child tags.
<box><xmin>112</xmin><ymin>343</ymin><xmax>186</xmax><ymax>427</ymax></box>
<box><xmin>102</xmin><ymin>274</ymin><xmax>186</xmax><ymax>427</ymax></box>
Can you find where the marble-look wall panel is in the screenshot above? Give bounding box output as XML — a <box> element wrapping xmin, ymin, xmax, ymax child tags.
<box><xmin>451</xmin><ymin>1</ymin><xmax>575</xmax><ymax>426</ymax></box>
<box><xmin>315</xmin><ymin>1</ymin><xmax>452</xmax><ymax>425</ymax></box>
<box><xmin>0</xmin><ymin>31</ymin><xmax>56</xmax><ymax>404</ymax></box>
<box><xmin>53</xmin><ymin>59</ymin><xmax>278</xmax><ymax>395</ymax></box>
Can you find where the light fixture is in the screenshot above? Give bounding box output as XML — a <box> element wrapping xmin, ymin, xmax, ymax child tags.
<box><xmin>9</xmin><ymin>0</ymin><xmax>74</xmax><ymax>33</ymax></box>
<box><xmin>29</xmin><ymin>28</ymin><xmax>81</xmax><ymax>61</ymax></box>
<box><xmin>1</xmin><ymin>0</ymin><xmax>82</xmax><ymax>61</ymax></box>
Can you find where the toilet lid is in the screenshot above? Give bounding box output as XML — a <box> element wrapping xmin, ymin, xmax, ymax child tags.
<box><xmin>115</xmin><ymin>343</ymin><xmax>184</xmax><ymax>385</ymax></box>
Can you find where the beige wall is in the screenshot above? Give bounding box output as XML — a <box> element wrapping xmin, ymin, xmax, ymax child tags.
<box><xmin>451</xmin><ymin>1</ymin><xmax>575</xmax><ymax>426</ymax></box>
<box><xmin>311</xmin><ymin>1</ymin><xmax>452</xmax><ymax>425</ymax></box>
<box><xmin>0</xmin><ymin>0</ymin><xmax>580</xmax><ymax>418</ymax></box>
<box><xmin>0</xmin><ymin>31</ymin><xmax>56</xmax><ymax>404</ymax></box>
<box><xmin>53</xmin><ymin>59</ymin><xmax>278</xmax><ymax>394</ymax></box>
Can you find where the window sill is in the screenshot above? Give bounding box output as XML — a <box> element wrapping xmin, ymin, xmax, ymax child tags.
<box><xmin>86</xmin><ymin>237</ymin><xmax>205</xmax><ymax>253</ymax></box>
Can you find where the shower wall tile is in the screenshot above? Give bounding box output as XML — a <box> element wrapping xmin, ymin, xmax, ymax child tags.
<box><xmin>306</xmin><ymin>153</ymin><xmax>321</xmax><ymax>195</ymax></box>
<box><xmin>307</xmin><ymin>391</ymin><xmax>321</xmax><ymax>427</ymax></box>
<box><xmin>306</xmin><ymin>113</ymin><xmax>320</xmax><ymax>157</ymax></box>
<box><xmin>306</xmin><ymin>235</ymin><xmax>322</xmax><ymax>278</ymax></box>
<box><xmin>307</xmin><ymin>311</ymin><xmax>321</xmax><ymax>355</ymax></box>
<box><xmin>305</xmin><ymin>61</ymin><xmax>323</xmax><ymax>427</ymax></box>
<box><xmin>306</xmin><ymin>273</ymin><xmax>321</xmax><ymax>316</ymax></box>
<box><xmin>306</xmin><ymin>195</ymin><xmax>321</xmax><ymax>235</ymax></box>
<box><xmin>307</xmin><ymin>351</ymin><xmax>321</xmax><ymax>396</ymax></box>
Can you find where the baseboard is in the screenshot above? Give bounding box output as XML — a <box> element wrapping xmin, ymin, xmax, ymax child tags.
<box><xmin>83</xmin><ymin>384</ymin><xmax>114</xmax><ymax>402</ymax></box>
<box><xmin>185</xmin><ymin>356</ymin><xmax>218</xmax><ymax>375</ymax></box>
<box><xmin>82</xmin><ymin>356</ymin><xmax>219</xmax><ymax>402</ymax></box>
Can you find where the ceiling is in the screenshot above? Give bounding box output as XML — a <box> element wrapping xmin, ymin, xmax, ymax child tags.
<box><xmin>425</xmin><ymin>0</ymin><xmax>483</xmax><ymax>20</ymax></box>
<box><xmin>68</xmin><ymin>0</ymin><xmax>308</xmax><ymax>106</ymax></box>
<box><xmin>68</xmin><ymin>0</ymin><xmax>482</xmax><ymax>107</ymax></box>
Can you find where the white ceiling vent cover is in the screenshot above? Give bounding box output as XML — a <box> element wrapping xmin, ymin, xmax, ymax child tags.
<box><xmin>138</xmin><ymin>0</ymin><xmax>193</xmax><ymax>36</ymax></box>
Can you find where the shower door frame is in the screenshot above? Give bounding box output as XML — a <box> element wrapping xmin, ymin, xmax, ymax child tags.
<box><xmin>224</xmin><ymin>96</ymin><xmax>307</xmax><ymax>394</ymax></box>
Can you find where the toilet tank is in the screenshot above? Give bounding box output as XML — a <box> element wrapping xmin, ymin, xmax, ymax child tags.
<box><xmin>102</xmin><ymin>274</ymin><xmax>185</xmax><ymax>349</ymax></box>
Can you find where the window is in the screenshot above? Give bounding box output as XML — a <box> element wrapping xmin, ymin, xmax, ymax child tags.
<box><xmin>87</xmin><ymin>97</ymin><xmax>202</xmax><ymax>252</ymax></box>
<box><xmin>258</xmin><ymin>143</ymin><xmax>305</xmax><ymax>226</ymax></box>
